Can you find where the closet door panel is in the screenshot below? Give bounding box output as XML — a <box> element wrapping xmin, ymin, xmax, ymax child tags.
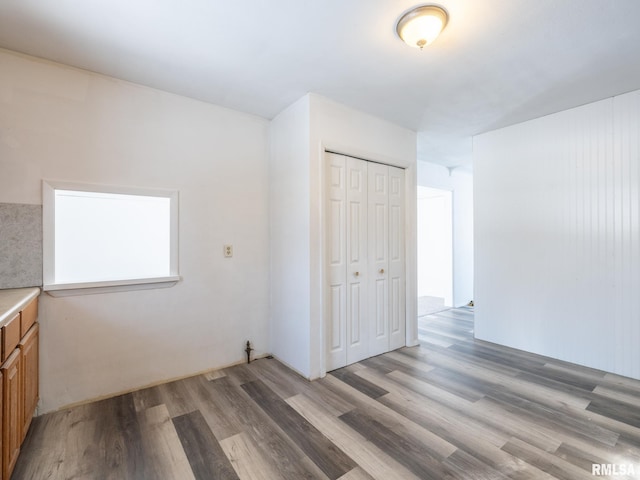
<box><xmin>368</xmin><ymin>162</ymin><xmax>390</xmax><ymax>356</ymax></box>
<box><xmin>345</xmin><ymin>157</ymin><xmax>369</xmax><ymax>364</ymax></box>
<box><xmin>326</xmin><ymin>152</ymin><xmax>405</xmax><ymax>371</ymax></box>
<box><xmin>326</xmin><ymin>154</ymin><xmax>347</xmax><ymax>370</ymax></box>
<box><xmin>389</xmin><ymin>166</ymin><xmax>406</xmax><ymax>349</ymax></box>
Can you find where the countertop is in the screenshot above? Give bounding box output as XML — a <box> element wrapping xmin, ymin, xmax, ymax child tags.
<box><xmin>0</xmin><ymin>287</ymin><xmax>41</xmax><ymax>327</ymax></box>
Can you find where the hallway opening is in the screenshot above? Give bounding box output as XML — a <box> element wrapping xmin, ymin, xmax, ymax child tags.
<box><xmin>417</xmin><ymin>186</ymin><xmax>452</xmax><ymax>317</ymax></box>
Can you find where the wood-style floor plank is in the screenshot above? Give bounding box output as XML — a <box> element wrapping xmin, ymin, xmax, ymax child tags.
<box><xmin>61</xmin><ymin>403</ymin><xmax>100</xmax><ymax>480</ymax></box>
<box><xmin>204</xmin><ymin>369</ymin><xmax>227</xmax><ymax>381</ymax></box>
<box><xmin>336</xmin><ymin>466</ymin><xmax>375</xmax><ymax>480</ymax></box>
<box><xmin>322</xmin><ymin>372</ymin><xmax>459</xmax><ymax>459</ymax></box>
<box><xmin>593</xmin><ymin>384</ymin><xmax>640</xmax><ymax>406</ymax></box>
<box><xmin>384</xmin><ymin>350</ymin><xmax>435</xmax><ymax>373</ymax></box>
<box><xmin>586</xmin><ymin>394</ymin><xmax>640</xmax><ymax>429</ymax></box>
<box><xmin>249</xmin><ymin>356</ymin><xmax>355</xmax><ymax>415</ymax></box>
<box><xmin>501</xmin><ymin>437</ymin><xmax>596</xmax><ymax>479</ymax></box>
<box><xmin>172</xmin><ymin>409</ymin><xmax>239</xmax><ymax>480</ymax></box>
<box><xmin>219</xmin><ymin>432</ymin><xmax>283</xmax><ymax>480</ymax></box>
<box><xmin>92</xmin><ymin>393</ymin><xmax>146</xmax><ymax>479</ymax></box>
<box><xmin>403</xmin><ymin>344</ymin><xmax>592</xmax><ymax>410</ymax></box>
<box><xmin>443</xmin><ymin>449</ymin><xmax>512</xmax><ymax>480</ymax></box>
<box><xmin>329</xmin><ymin>369</ymin><xmax>389</xmax><ymax>399</ymax></box>
<box><xmin>206</xmin><ymin>375</ymin><xmax>328</xmax><ymax>480</ymax></box>
<box><xmin>138</xmin><ymin>404</ymin><xmax>195</xmax><ymax>480</ymax></box>
<box><xmin>12</xmin><ymin>410</ymin><xmax>69</xmax><ymax>479</ymax></box>
<box><xmin>286</xmin><ymin>393</ymin><xmax>422</xmax><ymax>480</ymax></box>
<box><xmin>180</xmin><ymin>374</ymin><xmax>243</xmax><ymax>441</ymax></box>
<box><xmin>356</xmin><ymin>368</ymin><xmax>567</xmax><ymax>480</ymax></box>
<box><xmin>132</xmin><ymin>382</ymin><xmax>164</xmax><ymax>413</ymax></box>
<box><xmin>13</xmin><ymin>307</ymin><xmax>640</xmax><ymax>480</ymax></box>
<box><xmin>486</xmin><ymin>388</ymin><xmax>620</xmax><ymax>447</ymax></box>
<box><xmin>339</xmin><ymin>408</ymin><xmax>451</xmax><ymax>479</ymax></box>
<box><xmin>241</xmin><ymin>379</ymin><xmax>357</xmax><ymax>480</ymax></box>
<box><xmin>554</xmin><ymin>443</ymin><xmax>611</xmax><ymax>474</ymax></box>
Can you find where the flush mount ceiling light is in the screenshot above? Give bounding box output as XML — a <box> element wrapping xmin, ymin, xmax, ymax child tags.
<box><xmin>396</xmin><ymin>5</ymin><xmax>448</xmax><ymax>49</ymax></box>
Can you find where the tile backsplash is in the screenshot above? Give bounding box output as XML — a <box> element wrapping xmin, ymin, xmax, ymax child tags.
<box><xmin>0</xmin><ymin>203</ymin><xmax>42</xmax><ymax>288</ymax></box>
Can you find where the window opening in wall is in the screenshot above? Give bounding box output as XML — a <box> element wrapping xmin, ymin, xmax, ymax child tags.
<box><xmin>43</xmin><ymin>181</ymin><xmax>180</xmax><ymax>296</ymax></box>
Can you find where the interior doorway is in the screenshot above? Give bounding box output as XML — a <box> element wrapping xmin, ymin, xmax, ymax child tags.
<box><xmin>417</xmin><ymin>186</ymin><xmax>453</xmax><ymax>316</ymax></box>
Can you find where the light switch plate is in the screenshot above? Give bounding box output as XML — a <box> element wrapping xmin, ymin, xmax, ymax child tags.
<box><xmin>224</xmin><ymin>244</ymin><xmax>233</xmax><ymax>257</ymax></box>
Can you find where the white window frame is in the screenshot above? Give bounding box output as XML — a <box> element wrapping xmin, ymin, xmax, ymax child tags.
<box><xmin>43</xmin><ymin>180</ymin><xmax>181</xmax><ymax>297</ymax></box>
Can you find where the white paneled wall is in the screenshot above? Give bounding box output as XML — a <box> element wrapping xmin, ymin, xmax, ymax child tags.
<box><xmin>474</xmin><ymin>90</ymin><xmax>640</xmax><ymax>380</ymax></box>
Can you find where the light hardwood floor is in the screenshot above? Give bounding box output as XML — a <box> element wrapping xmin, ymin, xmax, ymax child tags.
<box><xmin>15</xmin><ymin>308</ymin><xmax>640</xmax><ymax>479</ymax></box>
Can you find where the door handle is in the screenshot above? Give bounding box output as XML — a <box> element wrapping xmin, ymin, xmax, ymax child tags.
<box><xmin>379</xmin><ymin>268</ymin><xmax>385</xmax><ymax>274</ymax></box>
<box><xmin>354</xmin><ymin>271</ymin><xmax>360</xmax><ymax>277</ymax></box>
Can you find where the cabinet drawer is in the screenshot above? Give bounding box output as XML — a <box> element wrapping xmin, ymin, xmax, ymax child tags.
<box><xmin>20</xmin><ymin>297</ymin><xmax>38</xmax><ymax>338</ymax></box>
<box><xmin>2</xmin><ymin>313</ymin><xmax>21</xmax><ymax>363</ymax></box>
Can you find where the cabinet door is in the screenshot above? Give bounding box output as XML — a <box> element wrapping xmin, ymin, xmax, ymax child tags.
<box><xmin>2</xmin><ymin>349</ymin><xmax>22</xmax><ymax>480</ymax></box>
<box><xmin>20</xmin><ymin>323</ymin><xmax>39</xmax><ymax>440</ymax></box>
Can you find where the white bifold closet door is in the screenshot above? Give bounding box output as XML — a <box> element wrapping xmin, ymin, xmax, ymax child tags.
<box><xmin>326</xmin><ymin>152</ymin><xmax>405</xmax><ymax>371</ymax></box>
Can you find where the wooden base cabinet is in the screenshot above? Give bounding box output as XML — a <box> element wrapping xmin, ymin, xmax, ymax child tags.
<box><xmin>1</xmin><ymin>350</ymin><xmax>21</xmax><ymax>480</ymax></box>
<box><xmin>0</xmin><ymin>295</ymin><xmax>38</xmax><ymax>480</ymax></box>
<box><xmin>0</xmin><ymin>371</ymin><xmax>2</xmax><ymax>476</ymax></box>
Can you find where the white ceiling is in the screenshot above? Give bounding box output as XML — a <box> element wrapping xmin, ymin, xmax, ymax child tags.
<box><xmin>1</xmin><ymin>0</ymin><xmax>639</xmax><ymax>168</ymax></box>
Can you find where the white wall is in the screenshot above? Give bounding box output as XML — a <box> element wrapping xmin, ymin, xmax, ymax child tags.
<box><xmin>269</xmin><ymin>96</ymin><xmax>311</xmax><ymax>377</ymax></box>
<box><xmin>270</xmin><ymin>93</ymin><xmax>417</xmax><ymax>380</ymax></box>
<box><xmin>0</xmin><ymin>49</ymin><xmax>271</xmax><ymax>412</ymax></box>
<box><xmin>417</xmin><ymin>162</ymin><xmax>474</xmax><ymax>307</ymax></box>
<box><xmin>474</xmin><ymin>90</ymin><xmax>640</xmax><ymax>380</ymax></box>
<box><xmin>309</xmin><ymin>94</ymin><xmax>418</xmax><ymax>379</ymax></box>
